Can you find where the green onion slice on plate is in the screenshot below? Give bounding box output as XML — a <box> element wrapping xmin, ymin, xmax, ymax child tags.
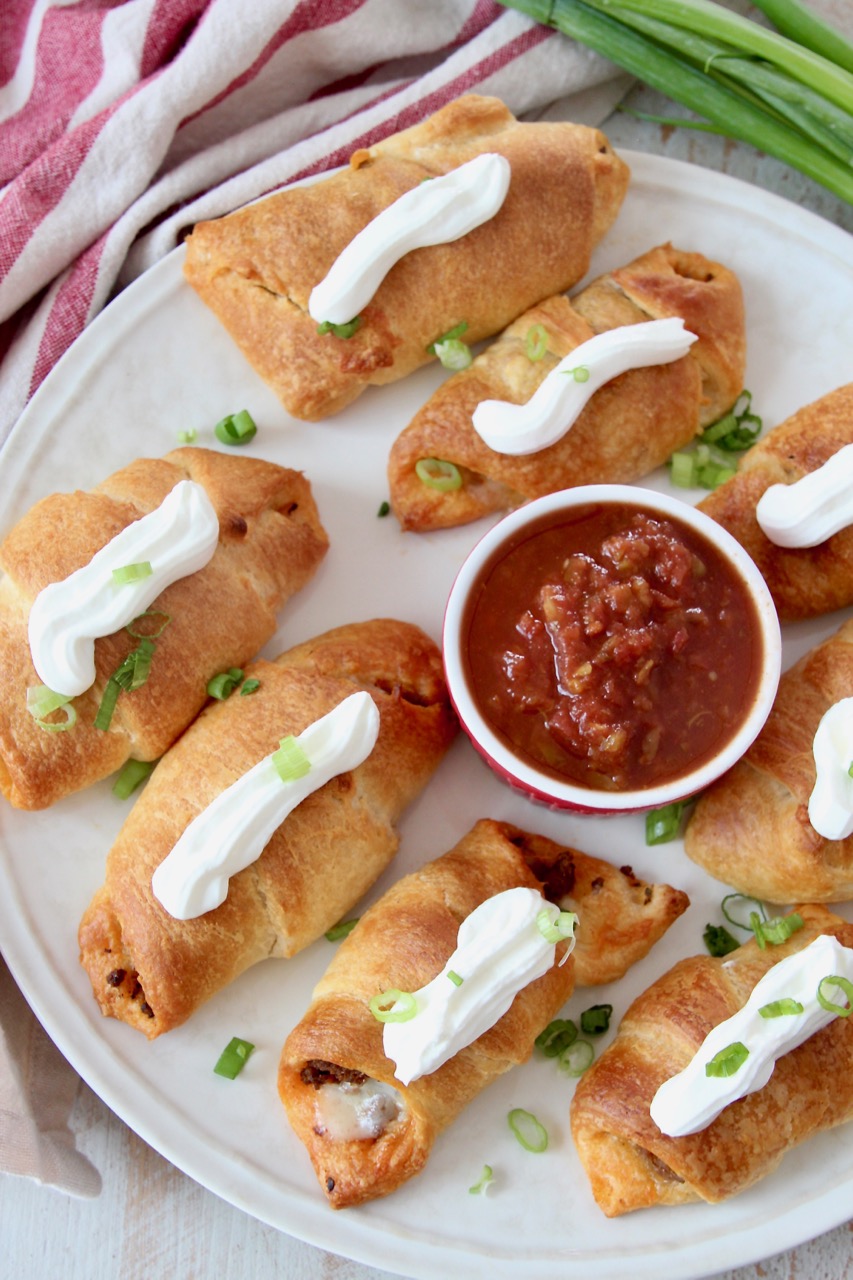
<box><xmin>213</xmin><ymin>1036</ymin><xmax>255</xmax><ymax>1079</ymax></box>
<box><xmin>507</xmin><ymin>1107</ymin><xmax>548</xmax><ymax>1152</ymax></box>
<box><xmin>214</xmin><ymin>409</ymin><xmax>257</xmax><ymax>445</ymax></box>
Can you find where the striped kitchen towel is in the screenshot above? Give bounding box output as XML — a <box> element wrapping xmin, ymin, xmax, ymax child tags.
<box><xmin>0</xmin><ymin>0</ymin><xmax>629</xmax><ymax>451</ymax></box>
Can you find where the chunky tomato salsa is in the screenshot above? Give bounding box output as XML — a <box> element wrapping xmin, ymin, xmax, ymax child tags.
<box><xmin>462</xmin><ymin>502</ymin><xmax>763</xmax><ymax>791</ymax></box>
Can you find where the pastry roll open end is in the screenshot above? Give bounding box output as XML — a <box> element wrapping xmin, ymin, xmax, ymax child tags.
<box><xmin>570</xmin><ymin>904</ymin><xmax>853</xmax><ymax>1217</ymax></box>
<box><xmin>278</xmin><ymin>818</ymin><xmax>688</xmax><ymax>1208</ymax></box>
<box><xmin>388</xmin><ymin>243</ymin><xmax>745</xmax><ymax>532</ymax></box>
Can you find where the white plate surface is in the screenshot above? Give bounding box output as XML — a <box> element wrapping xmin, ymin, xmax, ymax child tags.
<box><xmin>1</xmin><ymin>153</ymin><xmax>852</xmax><ymax>1280</ymax></box>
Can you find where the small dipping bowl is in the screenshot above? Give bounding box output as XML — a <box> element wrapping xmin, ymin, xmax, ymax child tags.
<box><xmin>443</xmin><ymin>484</ymin><xmax>782</xmax><ymax>815</ymax></box>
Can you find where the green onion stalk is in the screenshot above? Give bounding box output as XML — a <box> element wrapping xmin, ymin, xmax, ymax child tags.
<box><xmin>495</xmin><ymin>0</ymin><xmax>853</xmax><ymax>204</ymax></box>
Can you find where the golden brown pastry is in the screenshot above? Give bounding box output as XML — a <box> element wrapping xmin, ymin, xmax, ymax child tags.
<box><xmin>570</xmin><ymin>904</ymin><xmax>853</xmax><ymax>1216</ymax></box>
<box><xmin>387</xmin><ymin>243</ymin><xmax>745</xmax><ymax>531</ymax></box>
<box><xmin>278</xmin><ymin>818</ymin><xmax>688</xmax><ymax>1208</ymax></box>
<box><xmin>684</xmin><ymin>616</ymin><xmax>853</xmax><ymax>902</ymax></box>
<box><xmin>0</xmin><ymin>447</ymin><xmax>328</xmax><ymax>810</ymax></box>
<box><xmin>78</xmin><ymin>619</ymin><xmax>457</xmax><ymax>1039</ymax></box>
<box><xmin>183</xmin><ymin>94</ymin><xmax>629</xmax><ymax>421</ymax></box>
<box><xmin>698</xmin><ymin>382</ymin><xmax>853</xmax><ymax>620</ymax></box>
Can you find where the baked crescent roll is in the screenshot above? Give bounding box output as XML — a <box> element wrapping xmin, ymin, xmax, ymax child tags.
<box><xmin>278</xmin><ymin>818</ymin><xmax>688</xmax><ymax>1208</ymax></box>
<box><xmin>183</xmin><ymin>94</ymin><xmax>629</xmax><ymax>421</ymax></box>
<box><xmin>570</xmin><ymin>904</ymin><xmax>853</xmax><ymax>1216</ymax></box>
<box><xmin>698</xmin><ymin>382</ymin><xmax>853</xmax><ymax>620</ymax></box>
<box><xmin>684</xmin><ymin>616</ymin><xmax>853</xmax><ymax>902</ymax></box>
<box><xmin>387</xmin><ymin>243</ymin><xmax>745</xmax><ymax>531</ymax></box>
<box><xmin>0</xmin><ymin>447</ymin><xmax>328</xmax><ymax>810</ymax></box>
<box><xmin>78</xmin><ymin>619</ymin><xmax>457</xmax><ymax>1038</ymax></box>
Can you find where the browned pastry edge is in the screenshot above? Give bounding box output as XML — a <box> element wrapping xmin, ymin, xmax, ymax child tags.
<box><xmin>570</xmin><ymin>904</ymin><xmax>853</xmax><ymax>1216</ymax></box>
<box><xmin>77</xmin><ymin>619</ymin><xmax>457</xmax><ymax>1038</ymax></box>
<box><xmin>278</xmin><ymin>817</ymin><xmax>688</xmax><ymax>1208</ymax></box>
<box><xmin>684</xmin><ymin>614</ymin><xmax>853</xmax><ymax>902</ymax></box>
<box><xmin>387</xmin><ymin>242</ymin><xmax>745</xmax><ymax>531</ymax></box>
<box><xmin>183</xmin><ymin>94</ymin><xmax>629</xmax><ymax>421</ymax></box>
<box><xmin>698</xmin><ymin>381</ymin><xmax>853</xmax><ymax>620</ymax></box>
<box><xmin>0</xmin><ymin>447</ymin><xmax>328</xmax><ymax>809</ymax></box>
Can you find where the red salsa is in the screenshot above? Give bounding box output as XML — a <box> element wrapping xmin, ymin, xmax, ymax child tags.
<box><xmin>462</xmin><ymin>501</ymin><xmax>764</xmax><ymax>791</ymax></box>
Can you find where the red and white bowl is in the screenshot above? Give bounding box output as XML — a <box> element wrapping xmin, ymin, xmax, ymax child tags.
<box><xmin>442</xmin><ymin>484</ymin><xmax>782</xmax><ymax>815</ymax></box>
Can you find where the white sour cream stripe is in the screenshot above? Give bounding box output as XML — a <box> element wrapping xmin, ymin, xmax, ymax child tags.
<box><xmin>307</xmin><ymin>152</ymin><xmax>511</xmax><ymax>326</ymax></box>
<box><xmin>28</xmin><ymin>480</ymin><xmax>220</xmax><ymax>699</ymax></box>
<box><xmin>809</xmin><ymin>698</ymin><xmax>853</xmax><ymax>840</ymax></box>
<box><xmin>151</xmin><ymin>691</ymin><xmax>380</xmax><ymax>920</ymax></box>
<box><xmin>471</xmin><ymin>317</ymin><xmax>698</xmax><ymax>457</ymax></box>
<box><xmin>756</xmin><ymin>442</ymin><xmax>853</xmax><ymax>548</ymax></box>
<box><xmin>382</xmin><ymin>886</ymin><xmax>574</xmax><ymax>1086</ymax></box>
<box><xmin>650</xmin><ymin>933</ymin><xmax>853</xmax><ymax>1138</ymax></box>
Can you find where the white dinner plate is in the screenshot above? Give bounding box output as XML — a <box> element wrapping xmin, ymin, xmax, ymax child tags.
<box><xmin>1</xmin><ymin>152</ymin><xmax>852</xmax><ymax>1280</ymax></box>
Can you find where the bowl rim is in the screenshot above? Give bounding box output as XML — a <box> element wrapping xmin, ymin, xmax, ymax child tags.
<box><xmin>442</xmin><ymin>484</ymin><xmax>783</xmax><ymax>813</ymax></box>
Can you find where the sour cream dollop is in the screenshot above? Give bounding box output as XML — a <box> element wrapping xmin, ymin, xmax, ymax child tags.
<box><xmin>307</xmin><ymin>152</ymin><xmax>511</xmax><ymax>326</ymax></box>
<box><xmin>382</xmin><ymin>886</ymin><xmax>574</xmax><ymax>1086</ymax></box>
<box><xmin>650</xmin><ymin>933</ymin><xmax>853</xmax><ymax>1137</ymax></box>
<box><xmin>809</xmin><ymin>697</ymin><xmax>853</xmax><ymax>840</ymax></box>
<box><xmin>28</xmin><ymin>480</ymin><xmax>219</xmax><ymax>698</ymax></box>
<box><xmin>756</xmin><ymin>442</ymin><xmax>853</xmax><ymax>547</ymax></box>
<box><xmin>151</xmin><ymin>690</ymin><xmax>380</xmax><ymax>920</ymax></box>
<box><xmin>471</xmin><ymin>317</ymin><xmax>697</xmax><ymax>456</ymax></box>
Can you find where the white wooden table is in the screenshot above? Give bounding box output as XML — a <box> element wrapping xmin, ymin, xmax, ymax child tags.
<box><xmin>4</xmin><ymin>7</ymin><xmax>853</xmax><ymax>1277</ymax></box>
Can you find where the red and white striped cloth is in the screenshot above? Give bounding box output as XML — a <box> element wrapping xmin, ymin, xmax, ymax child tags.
<box><xmin>0</xmin><ymin>0</ymin><xmax>628</xmax><ymax>1197</ymax></box>
<box><xmin>0</xmin><ymin>0</ymin><xmax>629</xmax><ymax>451</ymax></box>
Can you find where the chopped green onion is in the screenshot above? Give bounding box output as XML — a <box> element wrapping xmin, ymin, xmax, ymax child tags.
<box><xmin>703</xmin><ymin>923</ymin><xmax>740</xmax><ymax>957</ymax></box>
<box><xmin>415</xmin><ymin>457</ymin><xmax>463</xmax><ymax>492</ymax></box>
<box><xmin>817</xmin><ymin>974</ymin><xmax>853</xmax><ymax>1017</ymax></box>
<box><xmin>324</xmin><ymin>918</ymin><xmax>359</xmax><ymax>942</ymax></box>
<box><xmin>240</xmin><ymin>678</ymin><xmax>261</xmax><ymax>696</ymax></box>
<box><xmin>214</xmin><ymin>409</ymin><xmax>257</xmax><ymax>445</ymax></box>
<box><xmin>759</xmin><ymin>997</ymin><xmax>805</xmax><ymax>1018</ymax></box>
<box><xmin>751</xmin><ymin>911</ymin><xmax>804</xmax><ymax>949</ymax></box>
<box><xmin>177</xmin><ymin>428</ymin><xmax>197</xmax><ymax>444</ymax></box>
<box><xmin>427</xmin><ymin>322</ymin><xmax>468</xmax><ymax>353</ymax></box>
<box><xmin>536</xmin><ymin>908</ymin><xmax>578</xmax><ymax>944</ymax></box>
<box><xmin>111</xmin><ymin>758</ymin><xmax>155</xmax><ymax>799</ymax></box>
<box><xmin>369</xmin><ymin>989</ymin><xmax>417</xmax><ymax>1023</ymax></box>
<box><xmin>507</xmin><ymin>1107</ymin><xmax>548</xmax><ymax>1152</ymax></box>
<box><xmin>535</xmin><ymin>1017</ymin><xmax>578</xmax><ymax>1058</ymax></box>
<box><xmin>558</xmin><ymin>1037</ymin><xmax>595</xmax><ymax>1077</ymax></box>
<box><xmin>95</xmin><ymin>637</ymin><xmax>158</xmax><ymax>731</ymax></box>
<box><xmin>271</xmin><ymin>735</ymin><xmax>311</xmax><ymax>782</ymax></box>
<box><xmin>317</xmin><ymin>317</ymin><xmax>362</xmax><ymax>339</ymax></box>
<box><xmin>645</xmin><ymin>801</ymin><xmax>685</xmax><ymax>844</ymax></box>
<box><xmin>580</xmin><ymin>1004</ymin><xmax>613</xmax><ymax>1035</ymax></box>
<box><xmin>701</xmin><ymin>391</ymin><xmax>762</xmax><ymax>451</ymax></box>
<box><xmin>111</xmin><ymin>561</ymin><xmax>153</xmax><ymax>585</ymax></box>
<box><xmin>213</xmin><ymin>1036</ymin><xmax>255</xmax><ymax>1079</ymax></box>
<box><xmin>433</xmin><ymin>337</ymin><xmax>473</xmax><ymax>371</ymax></box>
<box><xmin>447</xmin><ymin>970</ymin><xmax>464</xmax><ymax>987</ymax></box>
<box><xmin>126</xmin><ymin>611</ymin><xmax>171</xmax><ymax>639</ymax></box>
<box><xmin>206</xmin><ymin>668</ymin><xmax>244</xmax><ymax>700</ymax></box>
<box><xmin>494</xmin><ymin>0</ymin><xmax>853</xmax><ymax>204</ymax></box>
<box><xmin>722</xmin><ymin>893</ymin><xmax>765</xmax><ymax>931</ymax></box>
<box><xmin>525</xmin><ymin>323</ymin><xmax>549</xmax><ymax>362</ymax></box>
<box><xmin>705</xmin><ymin>1041</ymin><xmax>749</xmax><ymax>1078</ymax></box>
<box><xmin>468</xmin><ymin>1164</ymin><xmax>494</xmax><ymax>1194</ymax></box>
<box><xmin>377</xmin><ymin>500</ymin><xmax>391</xmax><ymax>517</ymax></box>
<box><xmin>565</xmin><ymin>365</ymin><xmax>590</xmax><ymax>382</ymax></box>
<box><xmin>26</xmin><ymin>684</ymin><xmax>77</xmax><ymax>732</ymax></box>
